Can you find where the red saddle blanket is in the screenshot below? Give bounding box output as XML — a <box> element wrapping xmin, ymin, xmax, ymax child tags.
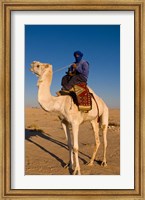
<box><xmin>73</xmin><ymin>83</ymin><xmax>92</xmax><ymax>111</ymax></box>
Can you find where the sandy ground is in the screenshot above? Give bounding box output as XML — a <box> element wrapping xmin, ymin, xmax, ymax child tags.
<box><xmin>25</xmin><ymin>107</ymin><xmax>120</xmax><ymax>175</ymax></box>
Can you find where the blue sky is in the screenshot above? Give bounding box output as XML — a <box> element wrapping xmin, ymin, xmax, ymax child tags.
<box><xmin>25</xmin><ymin>25</ymin><xmax>120</xmax><ymax>108</ymax></box>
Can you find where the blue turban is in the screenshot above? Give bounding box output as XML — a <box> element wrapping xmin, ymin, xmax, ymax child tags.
<box><xmin>74</xmin><ymin>51</ymin><xmax>83</xmax><ymax>57</ymax></box>
<box><xmin>73</xmin><ymin>51</ymin><xmax>83</xmax><ymax>63</ymax></box>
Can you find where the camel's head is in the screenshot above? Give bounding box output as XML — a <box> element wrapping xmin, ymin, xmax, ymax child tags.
<box><xmin>30</xmin><ymin>61</ymin><xmax>52</xmax><ymax>77</ymax></box>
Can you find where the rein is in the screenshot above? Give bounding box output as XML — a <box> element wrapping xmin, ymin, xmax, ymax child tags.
<box><xmin>37</xmin><ymin>63</ymin><xmax>71</xmax><ymax>86</ymax></box>
<box><xmin>53</xmin><ymin>63</ymin><xmax>72</xmax><ymax>73</ymax></box>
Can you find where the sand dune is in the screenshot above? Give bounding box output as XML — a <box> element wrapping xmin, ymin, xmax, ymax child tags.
<box><xmin>25</xmin><ymin>107</ymin><xmax>120</xmax><ymax>175</ymax></box>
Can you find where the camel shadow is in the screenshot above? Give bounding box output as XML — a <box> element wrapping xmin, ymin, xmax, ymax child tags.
<box><xmin>25</xmin><ymin>129</ymin><xmax>68</xmax><ymax>168</ymax></box>
<box><xmin>25</xmin><ymin>129</ymin><xmax>98</xmax><ymax>174</ymax></box>
<box><xmin>25</xmin><ymin>129</ymin><xmax>68</xmax><ymax>150</ymax></box>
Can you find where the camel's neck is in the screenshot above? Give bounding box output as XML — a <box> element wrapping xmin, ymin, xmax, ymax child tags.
<box><xmin>37</xmin><ymin>69</ymin><xmax>61</xmax><ymax>112</ymax></box>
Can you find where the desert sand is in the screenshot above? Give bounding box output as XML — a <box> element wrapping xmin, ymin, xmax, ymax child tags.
<box><xmin>25</xmin><ymin>107</ymin><xmax>120</xmax><ymax>175</ymax></box>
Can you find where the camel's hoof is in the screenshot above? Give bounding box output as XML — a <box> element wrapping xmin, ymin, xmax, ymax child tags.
<box><xmin>64</xmin><ymin>163</ymin><xmax>70</xmax><ymax>169</ymax></box>
<box><xmin>86</xmin><ymin>161</ymin><xmax>93</xmax><ymax>166</ymax></box>
<box><xmin>73</xmin><ymin>169</ymin><xmax>81</xmax><ymax>175</ymax></box>
<box><xmin>101</xmin><ymin>162</ymin><xmax>107</xmax><ymax>167</ymax></box>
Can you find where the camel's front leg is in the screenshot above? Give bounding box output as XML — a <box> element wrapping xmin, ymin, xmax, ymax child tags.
<box><xmin>61</xmin><ymin>121</ymin><xmax>73</xmax><ymax>170</ymax></box>
<box><xmin>72</xmin><ymin>123</ymin><xmax>81</xmax><ymax>175</ymax></box>
<box><xmin>87</xmin><ymin>119</ymin><xmax>100</xmax><ymax>166</ymax></box>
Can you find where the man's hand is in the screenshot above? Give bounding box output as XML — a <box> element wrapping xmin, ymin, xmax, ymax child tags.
<box><xmin>72</xmin><ymin>63</ymin><xmax>77</xmax><ymax>68</ymax></box>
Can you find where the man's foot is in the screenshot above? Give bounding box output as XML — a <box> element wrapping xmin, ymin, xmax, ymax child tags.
<box><xmin>56</xmin><ymin>91</ymin><xmax>61</xmax><ymax>96</ymax></box>
<box><xmin>56</xmin><ymin>90</ymin><xmax>70</xmax><ymax>96</ymax></box>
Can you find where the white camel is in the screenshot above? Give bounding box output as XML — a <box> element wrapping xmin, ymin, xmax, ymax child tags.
<box><xmin>30</xmin><ymin>61</ymin><xmax>109</xmax><ymax>175</ymax></box>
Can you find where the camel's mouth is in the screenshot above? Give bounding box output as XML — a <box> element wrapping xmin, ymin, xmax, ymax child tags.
<box><xmin>30</xmin><ymin>68</ymin><xmax>40</xmax><ymax>76</ymax></box>
<box><xmin>30</xmin><ymin>66</ymin><xmax>35</xmax><ymax>73</ymax></box>
<box><xmin>30</xmin><ymin>62</ymin><xmax>34</xmax><ymax>71</ymax></box>
<box><xmin>30</xmin><ymin>67</ymin><xmax>33</xmax><ymax>72</ymax></box>
<box><xmin>30</xmin><ymin>65</ymin><xmax>40</xmax><ymax>77</ymax></box>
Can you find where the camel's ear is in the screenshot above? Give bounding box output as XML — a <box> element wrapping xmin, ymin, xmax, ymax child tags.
<box><xmin>45</xmin><ymin>64</ymin><xmax>52</xmax><ymax>71</ymax></box>
<box><xmin>45</xmin><ymin>64</ymin><xmax>50</xmax><ymax>68</ymax></box>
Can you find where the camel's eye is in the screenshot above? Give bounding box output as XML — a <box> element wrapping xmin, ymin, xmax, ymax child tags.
<box><xmin>37</xmin><ymin>65</ymin><xmax>39</xmax><ymax>68</ymax></box>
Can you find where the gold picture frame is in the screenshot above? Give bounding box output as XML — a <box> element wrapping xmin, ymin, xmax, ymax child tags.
<box><xmin>0</xmin><ymin>0</ymin><xmax>145</xmax><ymax>199</ymax></box>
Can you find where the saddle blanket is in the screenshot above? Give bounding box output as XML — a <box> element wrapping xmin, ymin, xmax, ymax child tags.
<box><xmin>74</xmin><ymin>83</ymin><xmax>92</xmax><ymax>111</ymax></box>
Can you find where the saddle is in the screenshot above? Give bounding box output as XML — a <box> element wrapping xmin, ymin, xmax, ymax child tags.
<box><xmin>57</xmin><ymin>83</ymin><xmax>92</xmax><ymax>112</ymax></box>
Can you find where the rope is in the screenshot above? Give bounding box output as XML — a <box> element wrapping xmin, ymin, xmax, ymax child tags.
<box><xmin>53</xmin><ymin>63</ymin><xmax>72</xmax><ymax>73</ymax></box>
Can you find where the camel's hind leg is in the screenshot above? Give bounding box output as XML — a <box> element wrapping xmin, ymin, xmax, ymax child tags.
<box><xmin>101</xmin><ymin>124</ymin><xmax>108</xmax><ymax>167</ymax></box>
<box><xmin>101</xmin><ymin>106</ymin><xmax>108</xmax><ymax>167</ymax></box>
<box><xmin>87</xmin><ymin>119</ymin><xmax>100</xmax><ymax>166</ymax></box>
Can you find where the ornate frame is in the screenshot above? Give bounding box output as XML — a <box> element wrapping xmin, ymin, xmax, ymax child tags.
<box><xmin>0</xmin><ymin>0</ymin><xmax>144</xmax><ymax>199</ymax></box>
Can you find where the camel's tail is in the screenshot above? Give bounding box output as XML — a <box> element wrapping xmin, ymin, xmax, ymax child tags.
<box><xmin>89</xmin><ymin>91</ymin><xmax>109</xmax><ymax>126</ymax></box>
<box><xmin>100</xmin><ymin>104</ymin><xmax>109</xmax><ymax>128</ymax></box>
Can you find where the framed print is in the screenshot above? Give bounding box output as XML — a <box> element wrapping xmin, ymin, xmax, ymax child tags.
<box><xmin>0</xmin><ymin>0</ymin><xmax>145</xmax><ymax>199</ymax></box>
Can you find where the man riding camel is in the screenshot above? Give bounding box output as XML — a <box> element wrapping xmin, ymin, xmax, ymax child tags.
<box><xmin>57</xmin><ymin>50</ymin><xmax>92</xmax><ymax>112</ymax></box>
<box><xmin>61</xmin><ymin>50</ymin><xmax>89</xmax><ymax>92</ymax></box>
